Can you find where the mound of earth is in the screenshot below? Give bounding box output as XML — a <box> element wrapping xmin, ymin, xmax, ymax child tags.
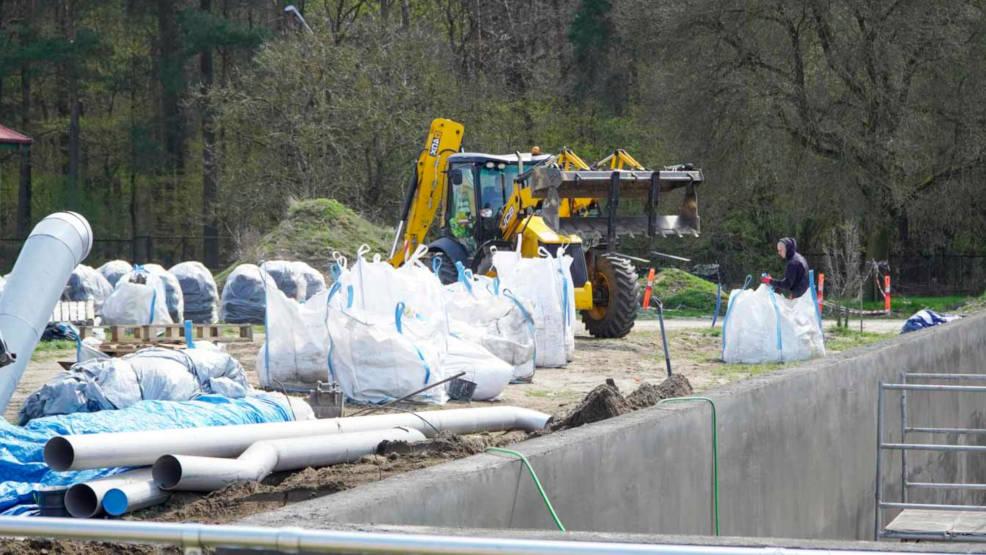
<box><xmin>219</xmin><ymin>198</ymin><xmax>392</xmax><ymax>284</ymax></box>
<box><xmin>552</xmin><ymin>374</ymin><xmax>693</xmax><ymax>430</ymax></box>
<box><xmin>648</xmin><ymin>268</ymin><xmax>719</xmax><ymax>311</ymax></box>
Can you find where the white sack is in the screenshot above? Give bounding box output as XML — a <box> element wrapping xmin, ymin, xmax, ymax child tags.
<box><xmin>721</xmin><ymin>284</ymin><xmax>825</xmax><ymax>364</ymax></box>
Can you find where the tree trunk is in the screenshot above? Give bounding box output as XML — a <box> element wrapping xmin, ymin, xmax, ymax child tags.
<box><xmin>17</xmin><ymin>32</ymin><xmax>31</xmax><ymax>239</ymax></box>
<box><xmin>69</xmin><ymin>100</ymin><xmax>81</xmax><ymax>192</ymax></box>
<box><xmin>158</xmin><ymin>0</ymin><xmax>184</xmax><ymax>171</ymax></box>
<box><xmin>201</xmin><ymin>0</ymin><xmax>219</xmax><ymax>268</ymax></box>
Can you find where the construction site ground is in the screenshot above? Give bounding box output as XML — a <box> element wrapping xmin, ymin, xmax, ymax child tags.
<box><xmin>0</xmin><ymin>315</ymin><xmax>908</xmax><ymax>547</ymax></box>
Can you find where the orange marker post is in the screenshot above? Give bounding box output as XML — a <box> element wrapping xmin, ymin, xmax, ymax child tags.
<box><xmin>818</xmin><ymin>273</ymin><xmax>825</xmax><ymax>314</ymax></box>
<box><xmin>642</xmin><ymin>268</ymin><xmax>656</xmax><ymax>309</ymax></box>
<box><xmin>884</xmin><ymin>274</ymin><xmax>891</xmax><ymax>313</ymax></box>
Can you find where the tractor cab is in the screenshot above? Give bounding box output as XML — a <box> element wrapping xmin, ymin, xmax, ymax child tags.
<box><xmin>444</xmin><ymin>152</ymin><xmax>551</xmax><ymax>248</ymax></box>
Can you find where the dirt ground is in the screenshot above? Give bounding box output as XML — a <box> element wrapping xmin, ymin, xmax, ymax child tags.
<box><xmin>4</xmin><ymin>319</ymin><xmax>902</xmax><ymax>423</ymax></box>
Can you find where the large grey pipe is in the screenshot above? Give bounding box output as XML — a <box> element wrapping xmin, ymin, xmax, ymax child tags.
<box><xmin>0</xmin><ymin>212</ymin><xmax>92</xmax><ymax>414</ymax></box>
<box><xmin>154</xmin><ymin>427</ymin><xmax>426</xmax><ymax>492</ymax></box>
<box><xmin>46</xmin><ymin>406</ymin><xmax>550</xmax><ymax>471</ymax></box>
<box><xmin>103</xmin><ymin>478</ymin><xmax>169</xmax><ymax>517</ymax></box>
<box><xmin>64</xmin><ymin>468</ymin><xmax>161</xmax><ymax>518</ymax></box>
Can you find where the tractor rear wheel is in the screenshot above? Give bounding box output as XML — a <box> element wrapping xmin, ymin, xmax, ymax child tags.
<box><xmin>581</xmin><ymin>253</ymin><xmax>639</xmax><ymax>338</ymax></box>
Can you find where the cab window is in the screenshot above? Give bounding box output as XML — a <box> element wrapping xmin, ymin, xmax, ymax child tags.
<box><xmin>449</xmin><ymin>163</ymin><xmax>476</xmax><ymax>242</ymax></box>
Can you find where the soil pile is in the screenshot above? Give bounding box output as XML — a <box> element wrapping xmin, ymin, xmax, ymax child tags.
<box><xmin>217</xmin><ymin>198</ymin><xmax>391</xmax><ymax>285</ymax></box>
<box><xmin>552</xmin><ymin>380</ymin><xmax>630</xmax><ymax>430</ymax></box>
<box><xmin>626</xmin><ymin>374</ymin><xmax>693</xmax><ymax>409</ymax></box>
<box><xmin>553</xmin><ymin>374</ymin><xmax>694</xmax><ymax>430</ymax></box>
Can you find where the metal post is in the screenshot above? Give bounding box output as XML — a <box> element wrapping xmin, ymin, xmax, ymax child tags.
<box><xmin>656</xmin><ymin>299</ymin><xmax>672</xmax><ymax>377</ymax></box>
<box><xmin>874</xmin><ymin>382</ymin><xmax>884</xmax><ymax>540</ymax></box>
<box><xmin>646</xmin><ymin>172</ymin><xmax>658</xmax><ymax>238</ymax></box>
<box><xmin>606</xmin><ymin>171</ymin><xmax>619</xmax><ymax>251</ymax></box>
<box><xmin>900</xmin><ymin>372</ymin><xmax>908</xmax><ymax>503</ymax></box>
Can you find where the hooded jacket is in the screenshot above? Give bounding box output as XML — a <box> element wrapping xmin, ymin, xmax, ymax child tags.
<box><xmin>770</xmin><ymin>237</ymin><xmax>810</xmax><ymax>297</ymax></box>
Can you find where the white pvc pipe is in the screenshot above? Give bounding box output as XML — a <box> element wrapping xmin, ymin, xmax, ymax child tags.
<box><xmin>64</xmin><ymin>468</ymin><xmax>155</xmax><ymax>518</ymax></box>
<box><xmin>0</xmin><ymin>212</ymin><xmax>92</xmax><ymax>414</ymax></box>
<box><xmin>0</xmin><ymin>516</ymin><xmax>931</xmax><ymax>554</ymax></box>
<box><xmin>45</xmin><ymin>406</ymin><xmax>550</xmax><ymax>471</ymax></box>
<box><xmin>154</xmin><ymin>427</ymin><xmax>426</xmax><ymax>492</ymax></box>
<box><xmin>103</xmin><ymin>479</ymin><xmax>170</xmax><ymax>517</ymax></box>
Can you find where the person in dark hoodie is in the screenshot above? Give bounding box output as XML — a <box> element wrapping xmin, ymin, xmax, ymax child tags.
<box><xmin>762</xmin><ymin>237</ymin><xmax>810</xmax><ymax>297</ymax></box>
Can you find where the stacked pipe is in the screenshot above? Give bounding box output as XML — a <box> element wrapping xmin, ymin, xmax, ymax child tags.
<box><xmin>48</xmin><ymin>406</ymin><xmax>551</xmax><ymax>517</ymax></box>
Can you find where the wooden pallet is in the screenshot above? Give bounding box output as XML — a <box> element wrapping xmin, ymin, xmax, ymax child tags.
<box><xmin>96</xmin><ymin>342</ymin><xmax>187</xmax><ymax>357</ymax></box>
<box><xmin>77</xmin><ymin>324</ymin><xmax>254</xmax><ymax>345</ymax></box>
<box><xmin>49</xmin><ymin>300</ymin><xmax>95</xmax><ymax>326</ymax></box>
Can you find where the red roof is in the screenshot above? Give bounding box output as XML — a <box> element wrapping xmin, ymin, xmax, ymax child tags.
<box><xmin>0</xmin><ymin>124</ymin><xmax>31</xmax><ymax>145</ymax></box>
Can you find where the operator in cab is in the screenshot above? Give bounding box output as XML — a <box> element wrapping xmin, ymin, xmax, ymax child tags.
<box><xmin>762</xmin><ymin>237</ymin><xmax>810</xmax><ymax>297</ymax></box>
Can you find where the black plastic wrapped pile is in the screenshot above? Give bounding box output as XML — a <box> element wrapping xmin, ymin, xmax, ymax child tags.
<box><xmin>97</xmin><ymin>260</ymin><xmax>132</xmax><ymax>288</ymax></box>
<box><xmin>170</xmin><ymin>261</ymin><xmax>219</xmax><ymax>323</ymax></box>
<box><xmin>296</xmin><ymin>261</ymin><xmax>327</xmax><ymax>300</ymax></box>
<box><xmin>220</xmin><ymin>264</ymin><xmax>266</xmax><ymax>324</ymax></box>
<box><xmin>63</xmin><ymin>265</ymin><xmax>114</xmax><ymax>314</ymax></box>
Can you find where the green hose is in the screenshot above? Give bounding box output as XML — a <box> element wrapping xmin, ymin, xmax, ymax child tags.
<box><xmin>486</xmin><ymin>447</ymin><xmax>565</xmax><ymax>531</ymax></box>
<box><xmin>657</xmin><ymin>396</ymin><xmax>719</xmax><ymax>536</ymax></box>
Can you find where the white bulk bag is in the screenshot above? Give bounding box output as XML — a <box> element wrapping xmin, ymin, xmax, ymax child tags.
<box><xmin>339</xmin><ymin>245</ymin><xmax>449</xmax><ymax>338</ymax></box>
<box><xmin>721</xmin><ymin>284</ymin><xmax>825</xmax><ymax>364</ymax></box>
<box><xmin>554</xmin><ymin>248</ymin><xmax>577</xmax><ymax>361</ymax></box>
<box><xmin>101</xmin><ymin>268</ymin><xmax>173</xmax><ymax>326</ymax></box>
<box><xmin>444</xmin><ymin>268</ymin><xmax>536</xmax><ymax>381</ymax></box>
<box><xmin>327</xmin><ymin>300</ymin><xmax>448</xmax><ymax>405</ymax></box>
<box><xmin>256</xmin><ymin>275</ymin><xmax>335</xmax><ymax>389</ymax></box>
<box><xmin>441</xmin><ymin>335</ymin><xmax>513</xmax><ymax>401</ymax></box>
<box><xmin>493</xmin><ymin>248</ymin><xmax>567</xmax><ymax>368</ymax></box>
<box><xmin>142</xmin><ymin>263</ymin><xmax>184</xmax><ymax>323</ymax></box>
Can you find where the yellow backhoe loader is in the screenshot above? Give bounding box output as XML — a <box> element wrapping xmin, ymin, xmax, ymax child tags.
<box><xmin>389</xmin><ymin>118</ymin><xmax>703</xmax><ymax>338</ymax></box>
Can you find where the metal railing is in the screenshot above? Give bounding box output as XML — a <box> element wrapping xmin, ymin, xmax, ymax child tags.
<box><xmin>0</xmin><ymin>515</ymin><xmax>924</xmax><ymax>555</ymax></box>
<box><xmin>875</xmin><ymin>373</ymin><xmax>986</xmax><ymax>541</ymax></box>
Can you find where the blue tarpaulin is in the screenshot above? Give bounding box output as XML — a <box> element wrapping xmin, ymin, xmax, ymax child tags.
<box><xmin>900</xmin><ymin>309</ymin><xmax>960</xmax><ymax>334</ymax></box>
<box><xmin>0</xmin><ymin>393</ymin><xmax>294</xmax><ymax>515</ymax></box>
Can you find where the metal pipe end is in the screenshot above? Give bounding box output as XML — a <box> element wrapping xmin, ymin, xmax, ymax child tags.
<box><xmin>152</xmin><ymin>455</ymin><xmax>182</xmax><ymax>490</ymax></box>
<box><xmin>64</xmin><ymin>483</ymin><xmax>100</xmax><ymax>518</ymax></box>
<box><xmin>44</xmin><ymin>437</ymin><xmax>75</xmax><ymax>472</ymax></box>
<box><xmin>102</xmin><ymin>488</ymin><xmax>128</xmax><ymax>516</ymax></box>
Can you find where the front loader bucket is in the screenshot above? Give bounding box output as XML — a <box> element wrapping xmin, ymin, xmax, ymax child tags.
<box><xmin>523</xmin><ymin>165</ymin><xmax>702</xmax><ymax>247</ymax></box>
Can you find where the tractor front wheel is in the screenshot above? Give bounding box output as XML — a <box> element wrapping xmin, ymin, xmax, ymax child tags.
<box><xmin>581</xmin><ymin>253</ymin><xmax>639</xmax><ymax>338</ymax></box>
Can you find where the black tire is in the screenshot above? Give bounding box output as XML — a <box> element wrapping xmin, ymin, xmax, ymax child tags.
<box><xmin>581</xmin><ymin>253</ymin><xmax>639</xmax><ymax>338</ymax></box>
<box><xmin>428</xmin><ymin>251</ymin><xmax>460</xmax><ymax>285</ymax></box>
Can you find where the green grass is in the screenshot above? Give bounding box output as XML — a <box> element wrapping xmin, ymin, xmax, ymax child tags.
<box><xmin>824</xmin><ymin>327</ymin><xmax>894</xmax><ymax>351</ymax></box>
<box><xmin>34</xmin><ymin>340</ymin><xmax>76</xmax><ymax>352</ymax></box>
<box><xmin>644</xmin><ymin>268</ymin><xmax>720</xmax><ymax>312</ymax></box>
<box><xmin>839</xmin><ymin>295</ymin><xmax>970</xmax><ymax>317</ymax></box>
<box><xmin>713</xmin><ymin>361</ymin><xmax>786</xmax><ymax>381</ymax></box>
<box><xmin>525</xmin><ymin>389</ymin><xmax>577</xmax><ymax>399</ymax></box>
<box><xmin>33</xmin><ymin>339</ymin><xmax>76</xmax><ymax>361</ymax></box>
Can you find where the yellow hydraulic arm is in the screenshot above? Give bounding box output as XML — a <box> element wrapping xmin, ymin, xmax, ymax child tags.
<box><xmin>389</xmin><ymin>118</ymin><xmax>464</xmax><ymax>266</ymax></box>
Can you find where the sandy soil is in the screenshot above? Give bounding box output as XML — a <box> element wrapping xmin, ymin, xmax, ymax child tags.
<box><xmin>4</xmin><ymin>318</ymin><xmax>901</xmax><ymax>424</ymax></box>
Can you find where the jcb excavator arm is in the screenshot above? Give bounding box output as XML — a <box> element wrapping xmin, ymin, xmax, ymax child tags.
<box><xmin>389</xmin><ymin>118</ymin><xmax>464</xmax><ymax>266</ymax></box>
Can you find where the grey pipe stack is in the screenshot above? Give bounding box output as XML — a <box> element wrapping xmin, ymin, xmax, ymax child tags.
<box><xmin>45</xmin><ymin>406</ymin><xmax>551</xmax><ymax>471</ymax></box>
<box><xmin>64</xmin><ymin>468</ymin><xmax>165</xmax><ymax>518</ymax></box>
<box><xmin>0</xmin><ymin>212</ymin><xmax>92</xmax><ymax>414</ymax></box>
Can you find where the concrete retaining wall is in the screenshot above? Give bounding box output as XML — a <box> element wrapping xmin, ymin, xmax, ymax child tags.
<box><xmin>242</xmin><ymin>312</ymin><xmax>986</xmax><ymax>541</ymax></box>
